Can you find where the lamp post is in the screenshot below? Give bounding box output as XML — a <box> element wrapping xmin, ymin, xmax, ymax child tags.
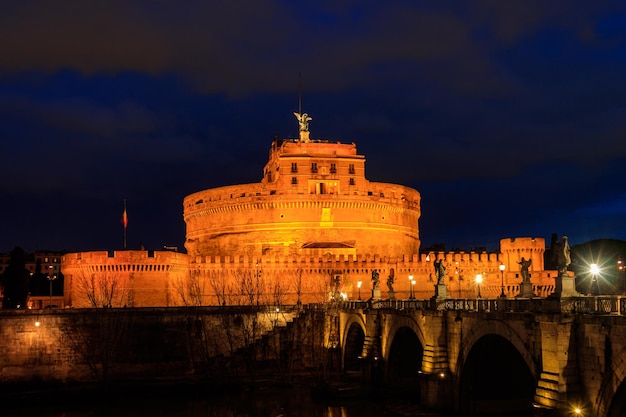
<box><xmin>590</xmin><ymin>263</ymin><xmax>600</xmax><ymax>295</ymax></box>
<box><xmin>499</xmin><ymin>263</ymin><xmax>506</xmax><ymax>298</ymax></box>
<box><xmin>47</xmin><ymin>265</ymin><xmax>57</xmax><ymax>308</ymax></box>
<box><xmin>357</xmin><ymin>281</ymin><xmax>362</xmax><ymax>300</ymax></box>
<box><xmin>409</xmin><ymin>275</ymin><xmax>414</xmax><ymax>300</ymax></box>
<box><xmin>475</xmin><ymin>274</ymin><xmax>483</xmax><ymax>299</ymax></box>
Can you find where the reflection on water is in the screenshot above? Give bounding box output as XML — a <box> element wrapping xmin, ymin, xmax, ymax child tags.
<box><xmin>3</xmin><ymin>384</ymin><xmax>539</xmax><ymax>416</ymax></box>
<box><xmin>4</xmin><ymin>386</ymin><xmax>393</xmax><ymax>417</ymax></box>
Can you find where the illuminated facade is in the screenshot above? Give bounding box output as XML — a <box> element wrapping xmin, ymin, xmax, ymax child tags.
<box><xmin>184</xmin><ymin>136</ymin><xmax>421</xmax><ymax>259</ymax></box>
<box><xmin>62</xmin><ymin>115</ymin><xmax>558</xmax><ymax>307</ymax></box>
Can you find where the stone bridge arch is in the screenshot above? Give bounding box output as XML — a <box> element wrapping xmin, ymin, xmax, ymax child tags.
<box><xmin>456</xmin><ymin>316</ymin><xmax>540</xmax><ymax>415</ymax></box>
<box><xmin>380</xmin><ymin>312</ymin><xmax>427</xmax><ymax>382</ymax></box>
<box><xmin>340</xmin><ymin>312</ymin><xmax>367</xmax><ymax>371</ymax></box>
<box><xmin>597</xmin><ymin>348</ymin><xmax>626</xmax><ymax>417</ymax></box>
<box><xmin>381</xmin><ymin>312</ymin><xmax>426</xmax><ymax>358</ymax></box>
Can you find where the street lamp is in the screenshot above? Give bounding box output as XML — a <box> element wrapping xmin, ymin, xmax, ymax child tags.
<box><xmin>475</xmin><ymin>274</ymin><xmax>483</xmax><ymax>299</ymax></box>
<box><xmin>409</xmin><ymin>275</ymin><xmax>415</xmax><ymax>300</ymax></box>
<box><xmin>357</xmin><ymin>281</ymin><xmax>362</xmax><ymax>300</ymax></box>
<box><xmin>499</xmin><ymin>263</ymin><xmax>506</xmax><ymax>298</ymax></box>
<box><xmin>48</xmin><ymin>265</ymin><xmax>58</xmax><ymax>308</ymax></box>
<box><xmin>590</xmin><ymin>263</ymin><xmax>600</xmax><ymax>295</ymax></box>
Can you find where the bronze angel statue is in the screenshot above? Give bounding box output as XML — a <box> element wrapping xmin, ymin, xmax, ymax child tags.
<box><xmin>294</xmin><ymin>112</ymin><xmax>312</xmax><ymax>132</ymax></box>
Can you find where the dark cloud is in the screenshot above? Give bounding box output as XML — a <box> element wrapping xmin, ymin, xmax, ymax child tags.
<box><xmin>2</xmin><ymin>1</ymin><xmax>626</xmax><ymax>252</ymax></box>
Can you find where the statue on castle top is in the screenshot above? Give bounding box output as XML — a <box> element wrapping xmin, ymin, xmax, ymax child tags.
<box><xmin>518</xmin><ymin>257</ymin><xmax>532</xmax><ymax>284</ymax></box>
<box><xmin>554</xmin><ymin>235</ymin><xmax>571</xmax><ymax>275</ymax></box>
<box><xmin>434</xmin><ymin>258</ymin><xmax>446</xmax><ymax>285</ymax></box>
<box><xmin>294</xmin><ymin>112</ymin><xmax>312</xmax><ymax>132</ymax></box>
<box><xmin>372</xmin><ymin>269</ymin><xmax>380</xmax><ymax>290</ymax></box>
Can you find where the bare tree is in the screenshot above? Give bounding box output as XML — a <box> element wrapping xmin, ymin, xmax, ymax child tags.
<box><xmin>62</xmin><ymin>271</ymin><xmax>131</xmax><ymax>385</ymax></box>
<box><xmin>76</xmin><ymin>270</ymin><xmax>129</xmax><ymax>308</ymax></box>
<box><xmin>174</xmin><ymin>269</ymin><xmax>207</xmax><ymax>306</ymax></box>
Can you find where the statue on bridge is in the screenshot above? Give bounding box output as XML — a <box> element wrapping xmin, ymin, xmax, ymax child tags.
<box><xmin>554</xmin><ymin>235</ymin><xmax>571</xmax><ymax>275</ymax></box>
<box><xmin>434</xmin><ymin>258</ymin><xmax>446</xmax><ymax>285</ymax></box>
<box><xmin>550</xmin><ymin>235</ymin><xmax>579</xmax><ymax>297</ymax></box>
<box><xmin>371</xmin><ymin>269</ymin><xmax>380</xmax><ymax>290</ymax></box>
<box><xmin>332</xmin><ymin>275</ymin><xmax>342</xmax><ymax>300</ymax></box>
<box><xmin>517</xmin><ymin>257</ymin><xmax>535</xmax><ymax>298</ymax></box>
<box><xmin>518</xmin><ymin>257</ymin><xmax>532</xmax><ymax>284</ymax></box>
<box><xmin>432</xmin><ymin>258</ymin><xmax>450</xmax><ymax>302</ymax></box>
<box><xmin>387</xmin><ymin>268</ymin><xmax>395</xmax><ymax>292</ymax></box>
<box><xmin>386</xmin><ymin>268</ymin><xmax>396</xmax><ymax>300</ymax></box>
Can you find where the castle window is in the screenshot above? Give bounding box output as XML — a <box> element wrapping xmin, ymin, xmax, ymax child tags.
<box><xmin>349</xmin><ymin>164</ymin><xmax>355</xmax><ymax>174</ymax></box>
<box><xmin>349</xmin><ymin>178</ymin><xmax>355</xmax><ymax>185</ymax></box>
<box><xmin>291</xmin><ymin>177</ymin><xmax>298</xmax><ymax>184</ymax></box>
<box><xmin>311</xmin><ymin>162</ymin><xmax>318</xmax><ymax>173</ymax></box>
<box><xmin>330</xmin><ymin>163</ymin><xmax>336</xmax><ymax>173</ymax></box>
<box><xmin>291</xmin><ymin>163</ymin><xmax>298</xmax><ymax>173</ymax></box>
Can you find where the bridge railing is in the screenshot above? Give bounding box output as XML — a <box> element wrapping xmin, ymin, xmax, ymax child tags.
<box><xmin>339</xmin><ymin>296</ymin><xmax>626</xmax><ymax>315</ymax></box>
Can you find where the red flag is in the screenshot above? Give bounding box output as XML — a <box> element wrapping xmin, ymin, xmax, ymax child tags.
<box><xmin>122</xmin><ymin>204</ymin><xmax>128</xmax><ymax>228</ymax></box>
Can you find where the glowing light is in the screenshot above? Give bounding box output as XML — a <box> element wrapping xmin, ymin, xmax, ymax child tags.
<box><xmin>35</xmin><ymin>321</ymin><xmax>40</xmax><ymax>327</ymax></box>
<box><xmin>590</xmin><ymin>263</ymin><xmax>600</xmax><ymax>275</ymax></box>
<box><xmin>475</xmin><ymin>274</ymin><xmax>483</xmax><ymax>299</ymax></box>
<box><xmin>357</xmin><ymin>281</ymin><xmax>362</xmax><ymax>288</ymax></box>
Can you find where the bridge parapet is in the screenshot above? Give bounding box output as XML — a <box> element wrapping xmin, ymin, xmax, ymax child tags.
<box><xmin>339</xmin><ymin>296</ymin><xmax>626</xmax><ymax>315</ymax></box>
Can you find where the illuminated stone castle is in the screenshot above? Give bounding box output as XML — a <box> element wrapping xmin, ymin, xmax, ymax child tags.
<box><xmin>62</xmin><ymin>114</ymin><xmax>557</xmax><ymax>307</ymax></box>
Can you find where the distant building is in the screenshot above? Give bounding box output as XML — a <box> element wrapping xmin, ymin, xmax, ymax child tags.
<box><xmin>61</xmin><ymin>115</ymin><xmax>557</xmax><ymax>307</ymax></box>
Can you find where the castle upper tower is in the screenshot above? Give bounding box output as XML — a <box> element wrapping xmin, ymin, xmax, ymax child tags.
<box><xmin>183</xmin><ymin>114</ymin><xmax>421</xmax><ymax>259</ymax></box>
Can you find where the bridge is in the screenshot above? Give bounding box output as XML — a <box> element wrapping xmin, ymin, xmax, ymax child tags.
<box><xmin>334</xmin><ymin>295</ymin><xmax>626</xmax><ymax>417</ymax></box>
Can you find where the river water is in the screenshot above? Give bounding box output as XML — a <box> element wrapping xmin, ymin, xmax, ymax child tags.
<box><xmin>3</xmin><ymin>385</ymin><xmax>434</xmax><ymax>417</ymax></box>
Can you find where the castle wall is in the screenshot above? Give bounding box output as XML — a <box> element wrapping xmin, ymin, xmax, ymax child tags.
<box><xmin>0</xmin><ymin>308</ymin><xmax>302</xmax><ymax>385</ymax></box>
<box><xmin>62</xmin><ymin>240</ymin><xmax>557</xmax><ymax>308</ymax></box>
<box><xmin>183</xmin><ymin>138</ymin><xmax>421</xmax><ymax>260</ymax></box>
<box><xmin>62</xmin><ymin>250</ymin><xmax>188</xmax><ymax>308</ymax></box>
<box><xmin>184</xmin><ymin>183</ymin><xmax>421</xmax><ymax>259</ymax></box>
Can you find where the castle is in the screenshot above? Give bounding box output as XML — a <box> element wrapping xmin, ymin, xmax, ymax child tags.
<box><xmin>62</xmin><ymin>114</ymin><xmax>558</xmax><ymax>307</ymax></box>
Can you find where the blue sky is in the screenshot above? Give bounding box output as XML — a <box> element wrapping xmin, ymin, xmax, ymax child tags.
<box><xmin>2</xmin><ymin>0</ymin><xmax>626</xmax><ymax>253</ymax></box>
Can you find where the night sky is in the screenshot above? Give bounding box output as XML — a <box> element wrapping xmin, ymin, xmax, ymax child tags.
<box><xmin>2</xmin><ymin>1</ymin><xmax>626</xmax><ymax>254</ymax></box>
